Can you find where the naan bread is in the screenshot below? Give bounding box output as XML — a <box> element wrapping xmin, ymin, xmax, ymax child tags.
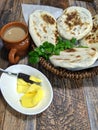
<box><xmin>29</xmin><ymin>10</ymin><xmax>58</xmax><ymax>47</ymax></box>
<box><xmin>57</xmin><ymin>6</ymin><xmax>93</xmax><ymax>40</ymax></box>
<box><xmin>49</xmin><ymin>48</ymin><xmax>98</xmax><ymax>70</ymax></box>
<box><xmin>80</xmin><ymin>15</ymin><xmax>98</xmax><ymax>51</ymax></box>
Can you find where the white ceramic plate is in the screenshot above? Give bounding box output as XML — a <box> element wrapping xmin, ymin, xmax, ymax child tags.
<box><xmin>0</xmin><ymin>64</ymin><xmax>53</xmax><ymax>115</ymax></box>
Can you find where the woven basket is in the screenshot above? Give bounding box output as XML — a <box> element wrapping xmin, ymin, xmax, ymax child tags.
<box><xmin>31</xmin><ymin>44</ymin><xmax>98</xmax><ymax>79</ymax></box>
<box><xmin>39</xmin><ymin>57</ymin><xmax>98</xmax><ymax>79</ymax></box>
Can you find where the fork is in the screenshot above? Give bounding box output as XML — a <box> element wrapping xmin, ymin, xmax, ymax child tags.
<box><xmin>0</xmin><ymin>68</ymin><xmax>38</xmax><ymax>84</ymax></box>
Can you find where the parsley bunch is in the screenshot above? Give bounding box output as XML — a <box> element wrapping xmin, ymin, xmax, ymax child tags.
<box><xmin>29</xmin><ymin>37</ymin><xmax>77</xmax><ymax>64</ymax></box>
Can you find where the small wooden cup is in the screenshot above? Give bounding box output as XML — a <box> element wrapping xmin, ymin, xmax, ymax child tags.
<box><xmin>0</xmin><ymin>22</ymin><xmax>30</xmax><ymax>64</ymax></box>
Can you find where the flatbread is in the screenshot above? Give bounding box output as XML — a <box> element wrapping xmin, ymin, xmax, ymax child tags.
<box><xmin>49</xmin><ymin>47</ymin><xmax>98</xmax><ymax>70</ymax></box>
<box><xmin>29</xmin><ymin>10</ymin><xmax>58</xmax><ymax>47</ymax></box>
<box><xmin>57</xmin><ymin>6</ymin><xmax>93</xmax><ymax>40</ymax></box>
<box><xmin>80</xmin><ymin>15</ymin><xmax>98</xmax><ymax>51</ymax></box>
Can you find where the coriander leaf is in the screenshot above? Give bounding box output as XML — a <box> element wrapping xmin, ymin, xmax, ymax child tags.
<box><xmin>65</xmin><ymin>40</ymin><xmax>72</xmax><ymax>49</ymax></box>
<box><xmin>29</xmin><ymin>51</ymin><xmax>38</xmax><ymax>57</ymax></box>
<box><xmin>77</xmin><ymin>46</ymin><xmax>88</xmax><ymax>48</ymax></box>
<box><xmin>43</xmin><ymin>54</ymin><xmax>50</xmax><ymax>60</ymax></box>
<box><xmin>40</xmin><ymin>42</ymin><xmax>54</xmax><ymax>54</ymax></box>
<box><xmin>28</xmin><ymin>37</ymin><xmax>79</xmax><ymax>64</ymax></box>
<box><xmin>54</xmin><ymin>48</ymin><xmax>61</xmax><ymax>55</ymax></box>
<box><xmin>29</xmin><ymin>55</ymin><xmax>40</xmax><ymax>64</ymax></box>
<box><xmin>70</xmin><ymin>38</ymin><xmax>77</xmax><ymax>44</ymax></box>
<box><xmin>34</xmin><ymin>48</ymin><xmax>43</xmax><ymax>55</ymax></box>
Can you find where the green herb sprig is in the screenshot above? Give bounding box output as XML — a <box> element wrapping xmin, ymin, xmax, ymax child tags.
<box><xmin>28</xmin><ymin>37</ymin><xmax>87</xmax><ymax>64</ymax></box>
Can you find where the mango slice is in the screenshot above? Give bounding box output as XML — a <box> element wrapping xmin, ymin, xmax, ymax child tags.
<box><xmin>17</xmin><ymin>78</ymin><xmax>31</xmax><ymax>93</ymax></box>
<box><xmin>17</xmin><ymin>76</ymin><xmax>44</xmax><ymax>108</ymax></box>
<box><xmin>20</xmin><ymin>85</ymin><xmax>44</xmax><ymax>108</ymax></box>
<box><xmin>29</xmin><ymin>76</ymin><xmax>42</xmax><ymax>83</ymax></box>
<box><xmin>26</xmin><ymin>84</ymin><xmax>42</xmax><ymax>93</ymax></box>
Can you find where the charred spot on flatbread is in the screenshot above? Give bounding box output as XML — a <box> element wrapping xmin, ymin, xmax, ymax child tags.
<box><xmin>88</xmin><ymin>48</ymin><xmax>96</xmax><ymax>57</ymax></box>
<box><xmin>43</xmin><ymin>26</ymin><xmax>47</xmax><ymax>33</ymax></box>
<box><xmin>41</xmin><ymin>14</ymin><xmax>55</xmax><ymax>24</ymax></box>
<box><xmin>65</xmin><ymin>48</ymin><xmax>76</xmax><ymax>52</ymax></box>
<box><xmin>64</xmin><ymin>11</ymin><xmax>83</xmax><ymax>30</ymax></box>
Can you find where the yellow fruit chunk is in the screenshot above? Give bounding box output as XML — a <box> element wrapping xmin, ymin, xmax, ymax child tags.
<box><xmin>17</xmin><ymin>78</ymin><xmax>31</xmax><ymax>93</ymax></box>
<box><xmin>20</xmin><ymin>84</ymin><xmax>44</xmax><ymax>108</ymax></box>
<box><xmin>29</xmin><ymin>76</ymin><xmax>42</xmax><ymax>83</ymax></box>
<box><xmin>20</xmin><ymin>93</ymin><xmax>36</xmax><ymax>108</ymax></box>
<box><xmin>17</xmin><ymin>77</ymin><xmax>44</xmax><ymax>108</ymax></box>
<box><xmin>27</xmin><ymin>83</ymin><xmax>42</xmax><ymax>93</ymax></box>
<box><xmin>33</xmin><ymin>88</ymin><xmax>44</xmax><ymax>106</ymax></box>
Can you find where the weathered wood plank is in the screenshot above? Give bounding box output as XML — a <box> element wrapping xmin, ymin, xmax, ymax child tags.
<box><xmin>40</xmin><ymin>0</ymin><xmax>69</xmax><ymax>9</ymax></box>
<box><xmin>37</xmin><ymin>65</ymin><xmax>91</xmax><ymax>130</ymax></box>
<box><xmin>3</xmin><ymin>105</ymin><xmax>26</xmax><ymax>130</ymax></box>
<box><xmin>0</xmin><ymin>92</ymin><xmax>7</xmax><ymax>130</ymax></box>
<box><xmin>83</xmin><ymin>76</ymin><xmax>98</xmax><ymax>130</ymax></box>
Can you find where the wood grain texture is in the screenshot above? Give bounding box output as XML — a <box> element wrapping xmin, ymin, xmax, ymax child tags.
<box><xmin>0</xmin><ymin>92</ymin><xmax>7</xmax><ymax>130</ymax></box>
<box><xmin>40</xmin><ymin>0</ymin><xmax>69</xmax><ymax>9</ymax></box>
<box><xmin>83</xmin><ymin>76</ymin><xmax>98</xmax><ymax>130</ymax></box>
<box><xmin>0</xmin><ymin>0</ymin><xmax>98</xmax><ymax>130</ymax></box>
<box><xmin>37</xmin><ymin>66</ymin><xmax>91</xmax><ymax>130</ymax></box>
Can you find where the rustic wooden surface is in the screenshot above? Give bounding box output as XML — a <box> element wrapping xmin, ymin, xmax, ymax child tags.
<box><xmin>0</xmin><ymin>0</ymin><xmax>98</xmax><ymax>130</ymax></box>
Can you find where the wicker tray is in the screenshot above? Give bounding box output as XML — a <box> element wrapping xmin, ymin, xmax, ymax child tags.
<box><xmin>31</xmin><ymin>43</ymin><xmax>98</xmax><ymax>79</ymax></box>
<box><xmin>39</xmin><ymin>57</ymin><xmax>98</xmax><ymax>79</ymax></box>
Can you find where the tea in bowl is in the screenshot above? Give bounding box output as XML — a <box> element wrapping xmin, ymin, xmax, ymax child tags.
<box><xmin>0</xmin><ymin>22</ymin><xmax>30</xmax><ymax>64</ymax></box>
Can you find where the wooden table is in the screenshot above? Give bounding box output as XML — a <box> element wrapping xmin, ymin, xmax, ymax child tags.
<box><xmin>0</xmin><ymin>0</ymin><xmax>98</xmax><ymax>130</ymax></box>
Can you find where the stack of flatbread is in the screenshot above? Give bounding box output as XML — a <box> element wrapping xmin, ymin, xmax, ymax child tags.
<box><xmin>29</xmin><ymin>6</ymin><xmax>98</xmax><ymax>70</ymax></box>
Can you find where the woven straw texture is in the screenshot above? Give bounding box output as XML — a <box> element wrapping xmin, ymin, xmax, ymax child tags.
<box><xmin>39</xmin><ymin>57</ymin><xmax>98</xmax><ymax>79</ymax></box>
<box><xmin>31</xmin><ymin>44</ymin><xmax>98</xmax><ymax>79</ymax></box>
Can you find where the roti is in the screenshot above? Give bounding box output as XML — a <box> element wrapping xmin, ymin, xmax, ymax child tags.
<box><xmin>29</xmin><ymin>10</ymin><xmax>58</xmax><ymax>47</ymax></box>
<box><xmin>49</xmin><ymin>47</ymin><xmax>98</xmax><ymax>70</ymax></box>
<box><xmin>80</xmin><ymin>15</ymin><xmax>98</xmax><ymax>51</ymax></box>
<box><xmin>57</xmin><ymin>6</ymin><xmax>93</xmax><ymax>40</ymax></box>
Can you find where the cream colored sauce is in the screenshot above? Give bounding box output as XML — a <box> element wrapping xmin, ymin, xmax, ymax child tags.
<box><xmin>4</xmin><ymin>26</ymin><xmax>26</xmax><ymax>42</ymax></box>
